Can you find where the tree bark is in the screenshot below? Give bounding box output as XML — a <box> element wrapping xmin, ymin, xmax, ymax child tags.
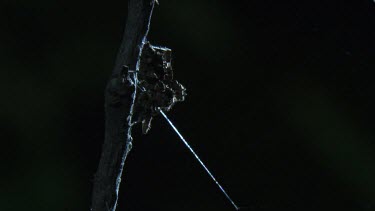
<box><xmin>91</xmin><ymin>1</ymin><xmax>155</xmax><ymax>211</ymax></box>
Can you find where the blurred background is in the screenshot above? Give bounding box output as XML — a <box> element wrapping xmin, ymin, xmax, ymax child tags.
<box><xmin>1</xmin><ymin>0</ymin><xmax>375</xmax><ymax>210</ymax></box>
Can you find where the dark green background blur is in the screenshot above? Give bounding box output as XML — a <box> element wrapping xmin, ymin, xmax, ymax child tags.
<box><xmin>1</xmin><ymin>0</ymin><xmax>375</xmax><ymax>210</ymax></box>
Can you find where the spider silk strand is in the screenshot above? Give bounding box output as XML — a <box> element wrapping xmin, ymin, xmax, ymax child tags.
<box><xmin>158</xmin><ymin>109</ymin><xmax>240</xmax><ymax>210</ymax></box>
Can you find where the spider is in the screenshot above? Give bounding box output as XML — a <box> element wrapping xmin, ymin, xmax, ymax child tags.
<box><xmin>123</xmin><ymin>42</ymin><xmax>186</xmax><ymax>134</ymax></box>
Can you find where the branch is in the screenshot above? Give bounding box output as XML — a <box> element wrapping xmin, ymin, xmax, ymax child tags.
<box><xmin>91</xmin><ymin>1</ymin><xmax>155</xmax><ymax>211</ymax></box>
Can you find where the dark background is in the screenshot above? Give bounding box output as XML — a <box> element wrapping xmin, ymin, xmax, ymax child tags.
<box><xmin>1</xmin><ymin>0</ymin><xmax>375</xmax><ymax>210</ymax></box>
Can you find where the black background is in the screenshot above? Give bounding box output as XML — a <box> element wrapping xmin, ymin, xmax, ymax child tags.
<box><xmin>1</xmin><ymin>0</ymin><xmax>375</xmax><ymax>210</ymax></box>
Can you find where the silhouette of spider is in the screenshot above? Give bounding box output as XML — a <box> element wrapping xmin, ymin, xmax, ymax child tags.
<box><xmin>122</xmin><ymin>42</ymin><xmax>186</xmax><ymax>134</ymax></box>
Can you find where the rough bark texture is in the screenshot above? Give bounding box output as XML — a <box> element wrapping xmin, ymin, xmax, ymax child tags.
<box><xmin>91</xmin><ymin>1</ymin><xmax>155</xmax><ymax>211</ymax></box>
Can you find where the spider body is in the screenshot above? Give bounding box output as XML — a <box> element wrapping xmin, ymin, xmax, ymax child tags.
<box><xmin>129</xmin><ymin>42</ymin><xmax>186</xmax><ymax>134</ymax></box>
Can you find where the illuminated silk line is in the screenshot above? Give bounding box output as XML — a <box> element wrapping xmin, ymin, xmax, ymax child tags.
<box><xmin>158</xmin><ymin>109</ymin><xmax>240</xmax><ymax>210</ymax></box>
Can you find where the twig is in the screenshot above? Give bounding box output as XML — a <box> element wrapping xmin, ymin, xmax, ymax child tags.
<box><xmin>91</xmin><ymin>1</ymin><xmax>156</xmax><ymax>211</ymax></box>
